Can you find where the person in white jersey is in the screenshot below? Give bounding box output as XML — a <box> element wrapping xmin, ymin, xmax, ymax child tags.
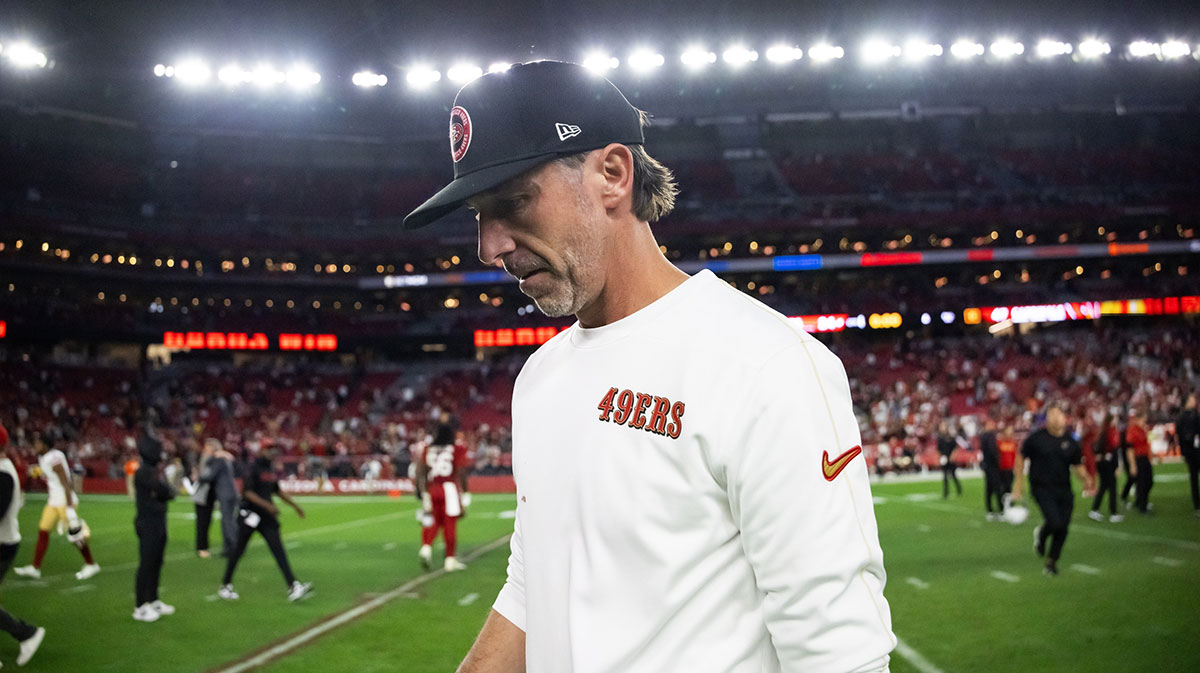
<box><xmin>0</xmin><ymin>425</ymin><xmax>46</xmax><ymax>666</ymax></box>
<box><xmin>404</xmin><ymin>61</ymin><xmax>894</xmax><ymax>673</ymax></box>
<box><xmin>13</xmin><ymin>436</ymin><xmax>100</xmax><ymax>580</ymax></box>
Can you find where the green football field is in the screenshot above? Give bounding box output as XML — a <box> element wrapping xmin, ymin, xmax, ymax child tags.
<box><xmin>3</xmin><ymin>463</ymin><xmax>1197</xmax><ymax>673</ymax></box>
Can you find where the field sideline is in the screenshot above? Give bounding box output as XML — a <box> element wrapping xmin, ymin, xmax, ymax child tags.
<box><xmin>2</xmin><ymin>464</ymin><xmax>1196</xmax><ymax>672</ymax></box>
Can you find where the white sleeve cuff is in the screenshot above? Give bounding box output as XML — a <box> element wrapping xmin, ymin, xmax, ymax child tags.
<box><xmin>492</xmin><ymin>583</ymin><xmax>527</xmax><ymax>633</ymax></box>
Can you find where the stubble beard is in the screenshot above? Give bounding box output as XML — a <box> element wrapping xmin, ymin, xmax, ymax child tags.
<box><xmin>526</xmin><ymin>216</ymin><xmax>603</xmax><ymax>319</ymax></box>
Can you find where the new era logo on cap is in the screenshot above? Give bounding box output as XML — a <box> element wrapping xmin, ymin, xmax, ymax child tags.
<box><xmin>555</xmin><ymin>123</ymin><xmax>582</xmax><ymax>141</ymax></box>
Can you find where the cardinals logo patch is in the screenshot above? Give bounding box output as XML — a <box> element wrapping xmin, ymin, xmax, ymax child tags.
<box><xmin>450</xmin><ymin>106</ymin><xmax>472</xmax><ymax>163</ymax></box>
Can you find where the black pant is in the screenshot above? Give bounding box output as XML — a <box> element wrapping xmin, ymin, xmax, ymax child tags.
<box><xmin>196</xmin><ymin>499</ymin><xmax>215</xmax><ymax>552</ymax></box>
<box><xmin>135</xmin><ymin>518</ymin><xmax>167</xmax><ymax>606</ymax></box>
<box><xmin>1091</xmin><ymin>462</ymin><xmax>1118</xmax><ymax>515</ymax></box>
<box><xmin>1033</xmin><ymin>486</ymin><xmax>1074</xmax><ymax>562</ymax></box>
<box><xmin>1134</xmin><ymin>456</ymin><xmax>1153</xmax><ymax>512</ymax></box>
<box><xmin>198</xmin><ymin>496</ymin><xmax>240</xmax><ymax>556</ymax></box>
<box><xmin>0</xmin><ymin>543</ymin><xmax>38</xmax><ymax>641</ymax></box>
<box><xmin>942</xmin><ymin>462</ymin><xmax>961</xmax><ymax>498</ymax></box>
<box><xmin>983</xmin><ymin>466</ymin><xmax>1003</xmax><ymax>513</ymax></box>
<box><xmin>1185</xmin><ymin>449</ymin><xmax>1200</xmax><ymax>511</ymax></box>
<box><xmin>222</xmin><ymin>513</ymin><xmax>297</xmax><ymax>588</ymax></box>
<box><xmin>1000</xmin><ymin>469</ymin><xmax>1014</xmax><ymax>497</ymax></box>
<box><xmin>1120</xmin><ymin>456</ymin><xmax>1136</xmax><ymax>502</ymax></box>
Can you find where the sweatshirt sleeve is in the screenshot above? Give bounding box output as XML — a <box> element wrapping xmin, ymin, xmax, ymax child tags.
<box><xmin>491</xmin><ymin>500</ymin><xmax>527</xmax><ymax>632</ymax></box>
<box><xmin>718</xmin><ymin>339</ymin><xmax>894</xmax><ymax>673</ymax></box>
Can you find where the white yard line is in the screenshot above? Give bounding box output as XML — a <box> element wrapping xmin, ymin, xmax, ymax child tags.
<box><xmin>990</xmin><ymin>570</ymin><xmax>1020</xmax><ymax>583</ymax></box>
<box><xmin>905</xmin><ymin>577</ymin><xmax>930</xmax><ymax>590</ymax></box>
<box><xmin>210</xmin><ymin>535</ymin><xmax>512</xmax><ymax>673</ymax></box>
<box><xmin>893</xmin><ymin>637</ymin><xmax>946</xmax><ymax>673</ymax></box>
<box><xmin>457</xmin><ymin>592</ymin><xmax>480</xmax><ymax>606</ymax></box>
<box><xmin>1070</xmin><ymin>564</ymin><xmax>1101</xmax><ymax>575</ymax></box>
<box><xmin>1152</xmin><ymin>556</ymin><xmax>1183</xmax><ymax>568</ymax></box>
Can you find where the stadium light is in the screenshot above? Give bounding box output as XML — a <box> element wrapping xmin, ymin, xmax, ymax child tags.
<box><xmin>154</xmin><ymin>63</ymin><xmax>166</xmax><ymax>77</ymax></box>
<box><xmin>405</xmin><ymin>64</ymin><xmax>441</xmax><ymax>90</ymax></box>
<box><xmin>861</xmin><ymin>39</ymin><xmax>901</xmax><ymax>64</ymax></box>
<box><xmin>722</xmin><ymin>45</ymin><xmax>758</xmax><ymax>67</ymax></box>
<box><xmin>627</xmin><ymin>49</ymin><xmax>665</xmax><ymax>73</ymax></box>
<box><xmin>1035</xmin><ymin>40</ymin><xmax>1073</xmax><ymax>58</ymax></box>
<box><xmin>1161</xmin><ymin>40</ymin><xmax>1191</xmax><ymax>59</ymax></box>
<box><xmin>352</xmin><ymin>70</ymin><xmax>388</xmax><ymax>87</ymax></box>
<box><xmin>447</xmin><ymin>63</ymin><xmax>483</xmax><ymax>83</ymax></box>
<box><xmin>680</xmin><ymin>46</ymin><xmax>717</xmax><ymax>70</ymax></box>
<box><xmin>582</xmin><ymin>51</ymin><xmax>619</xmax><ymax>73</ymax></box>
<box><xmin>808</xmin><ymin>43</ymin><xmax>845</xmax><ymax>62</ymax></box>
<box><xmin>989</xmin><ymin>39</ymin><xmax>1025</xmax><ymax>59</ymax></box>
<box><xmin>1077</xmin><ymin>39</ymin><xmax>1111</xmax><ymax>59</ymax></box>
<box><xmin>250</xmin><ymin>63</ymin><xmax>285</xmax><ymax>88</ymax></box>
<box><xmin>903</xmin><ymin>40</ymin><xmax>943</xmax><ymax>62</ymax></box>
<box><xmin>174</xmin><ymin>59</ymin><xmax>212</xmax><ymax>86</ymax></box>
<box><xmin>4</xmin><ymin>41</ymin><xmax>48</xmax><ymax>69</ymax></box>
<box><xmin>1128</xmin><ymin>41</ymin><xmax>1161</xmax><ymax>58</ymax></box>
<box><xmin>765</xmin><ymin>44</ymin><xmax>803</xmax><ymax>64</ymax></box>
<box><xmin>950</xmin><ymin>39</ymin><xmax>985</xmax><ymax>59</ymax></box>
<box><xmin>487</xmin><ymin>61</ymin><xmax>512</xmax><ymax>74</ymax></box>
<box><xmin>218</xmin><ymin>64</ymin><xmax>248</xmax><ymax>85</ymax></box>
<box><xmin>285</xmin><ymin>64</ymin><xmax>321</xmax><ymax>90</ymax></box>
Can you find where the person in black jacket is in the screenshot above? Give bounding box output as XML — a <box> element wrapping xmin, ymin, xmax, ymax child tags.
<box><xmin>133</xmin><ymin>422</ymin><xmax>176</xmax><ymax>622</ymax></box>
<box><xmin>218</xmin><ymin>445</ymin><xmax>312</xmax><ymax>602</ymax></box>
<box><xmin>937</xmin><ymin>420</ymin><xmax>963</xmax><ymax>499</ymax></box>
<box><xmin>1177</xmin><ymin>393</ymin><xmax>1199</xmax><ymax>516</ymax></box>
<box><xmin>978</xmin><ymin>419</ymin><xmax>1003</xmax><ymax>519</ymax></box>
<box><xmin>193</xmin><ymin>438</ymin><xmax>239</xmax><ymax>558</ymax></box>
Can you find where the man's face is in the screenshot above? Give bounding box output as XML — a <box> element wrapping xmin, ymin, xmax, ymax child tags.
<box><xmin>470</xmin><ymin>157</ymin><xmax>607</xmax><ymax>318</ymax></box>
<box><xmin>1046</xmin><ymin>407</ymin><xmax>1067</xmax><ymax>435</ymax></box>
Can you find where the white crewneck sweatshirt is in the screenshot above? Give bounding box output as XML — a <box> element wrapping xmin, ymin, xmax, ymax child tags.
<box><xmin>493</xmin><ymin>269</ymin><xmax>894</xmax><ymax>673</ymax></box>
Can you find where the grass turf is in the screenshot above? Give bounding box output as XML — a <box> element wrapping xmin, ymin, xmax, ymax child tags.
<box><xmin>3</xmin><ymin>464</ymin><xmax>1197</xmax><ymax>672</ymax></box>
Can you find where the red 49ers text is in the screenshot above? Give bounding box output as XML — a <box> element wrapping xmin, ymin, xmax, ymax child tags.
<box><xmin>596</xmin><ymin>387</ymin><xmax>686</xmax><ymax>439</ymax></box>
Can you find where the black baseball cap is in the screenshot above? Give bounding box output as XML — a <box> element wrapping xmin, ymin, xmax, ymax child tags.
<box><xmin>403</xmin><ymin>60</ymin><xmax>645</xmax><ymax>229</ymax></box>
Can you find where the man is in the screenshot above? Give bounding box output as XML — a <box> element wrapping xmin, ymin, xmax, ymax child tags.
<box><xmin>218</xmin><ymin>445</ymin><xmax>311</xmax><ymax>602</ymax></box>
<box><xmin>1013</xmin><ymin>405</ymin><xmax>1093</xmax><ymax>576</ymax></box>
<box><xmin>133</xmin><ymin>422</ymin><xmax>176</xmax><ymax>622</ymax></box>
<box><xmin>1125</xmin><ymin>410</ymin><xmax>1154</xmax><ymax>513</ymax></box>
<box><xmin>936</xmin><ymin>420</ymin><xmax>963</xmax><ymax>499</ymax></box>
<box><xmin>996</xmin><ymin>425</ymin><xmax>1019</xmax><ymax>499</ymax></box>
<box><xmin>1088</xmin><ymin>412</ymin><xmax>1123</xmax><ymax>523</ymax></box>
<box><xmin>1176</xmin><ymin>393</ymin><xmax>1199</xmax><ymax>516</ymax></box>
<box><xmin>978</xmin><ymin>419</ymin><xmax>1002</xmax><ymax>519</ymax></box>
<box><xmin>14</xmin><ymin>437</ymin><xmax>100</xmax><ymax>580</ymax></box>
<box><xmin>404</xmin><ymin>61</ymin><xmax>894</xmax><ymax>673</ymax></box>
<box><xmin>193</xmin><ymin>438</ymin><xmax>239</xmax><ymax>558</ymax></box>
<box><xmin>414</xmin><ymin>416</ymin><xmax>472</xmax><ymax>572</ymax></box>
<box><xmin>0</xmin><ymin>425</ymin><xmax>45</xmax><ymax>665</ymax></box>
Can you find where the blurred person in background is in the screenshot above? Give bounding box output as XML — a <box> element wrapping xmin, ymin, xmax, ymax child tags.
<box><xmin>193</xmin><ymin>438</ymin><xmax>239</xmax><ymax>558</ymax></box>
<box><xmin>0</xmin><ymin>425</ymin><xmax>45</xmax><ymax>665</ymax></box>
<box><xmin>123</xmin><ymin>451</ymin><xmax>139</xmax><ymax>499</ymax></box>
<box><xmin>1177</xmin><ymin>393</ymin><xmax>1199</xmax><ymax>516</ymax></box>
<box><xmin>1013</xmin><ymin>404</ymin><xmax>1092</xmax><ymax>576</ymax></box>
<box><xmin>414</xmin><ymin>414</ymin><xmax>472</xmax><ymax>572</ymax></box>
<box><xmin>218</xmin><ymin>444</ymin><xmax>312</xmax><ymax>602</ymax></box>
<box><xmin>996</xmin><ymin>425</ymin><xmax>1019</xmax><ymax>500</ymax></box>
<box><xmin>1088</xmin><ymin>412</ymin><xmax>1124</xmax><ymax>523</ymax></box>
<box><xmin>13</xmin><ymin>435</ymin><xmax>100</xmax><ymax>580</ymax></box>
<box><xmin>978</xmin><ymin>418</ymin><xmax>1003</xmax><ymax>520</ymax></box>
<box><xmin>937</xmin><ymin>420</ymin><xmax>963</xmax><ymax>499</ymax></box>
<box><xmin>1125</xmin><ymin>410</ymin><xmax>1154</xmax><ymax>514</ymax></box>
<box><xmin>133</xmin><ymin>418</ymin><xmax>176</xmax><ymax>622</ymax></box>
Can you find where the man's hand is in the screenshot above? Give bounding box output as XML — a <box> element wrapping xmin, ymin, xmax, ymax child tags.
<box><xmin>422</xmin><ymin>491</ymin><xmax>433</xmax><ymax>512</ymax></box>
<box><xmin>293</xmin><ymin>504</ymin><xmax>306</xmax><ymax>519</ymax></box>
<box><xmin>266</xmin><ymin>503</ymin><xmax>281</xmax><ymax>517</ymax></box>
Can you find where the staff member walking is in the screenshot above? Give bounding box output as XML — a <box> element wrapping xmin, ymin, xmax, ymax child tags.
<box><xmin>937</xmin><ymin>420</ymin><xmax>963</xmax><ymax>499</ymax></box>
<box><xmin>979</xmin><ymin>419</ymin><xmax>1003</xmax><ymax>519</ymax></box>
<box><xmin>218</xmin><ymin>446</ymin><xmax>311</xmax><ymax>602</ymax></box>
<box><xmin>1013</xmin><ymin>405</ymin><xmax>1093</xmax><ymax>576</ymax></box>
<box><xmin>0</xmin><ymin>425</ymin><xmax>45</xmax><ymax>666</ymax></box>
<box><xmin>1088</xmin><ymin>413</ymin><xmax>1124</xmax><ymax>523</ymax></box>
<box><xmin>133</xmin><ymin>422</ymin><xmax>177</xmax><ymax>622</ymax></box>
<box><xmin>405</xmin><ymin>60</ymin><xmax>893</xmax><ymax>673</ymax></box>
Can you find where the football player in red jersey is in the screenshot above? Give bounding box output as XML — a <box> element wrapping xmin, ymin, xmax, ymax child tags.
<box><xmin>414</xmin><ymin>415</ymin><xmax>472</xmax><ymax>571</ymax></box>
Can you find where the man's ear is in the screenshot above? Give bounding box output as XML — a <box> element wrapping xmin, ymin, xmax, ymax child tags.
<box><xmin>596</xmin><ymin>143</ymin><xmax>634</xmax><ymax>213</ymax></box>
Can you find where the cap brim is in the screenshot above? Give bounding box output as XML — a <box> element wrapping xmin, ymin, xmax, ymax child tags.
<box><xmin>403</xmin><ymin>155</ymin><xmax>557</xmax><ymax>229</ymax></box>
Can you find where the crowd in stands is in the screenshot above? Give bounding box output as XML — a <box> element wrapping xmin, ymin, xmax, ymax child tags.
<box><xmin>2</xmin><ymin>324</ymin><xmax>1196</xmax><ymax>491</ymax></box>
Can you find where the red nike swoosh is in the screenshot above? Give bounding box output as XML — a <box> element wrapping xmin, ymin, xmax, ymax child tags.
<box><xmin>822</xmin><ymin>445</ymin><xmax>863</xmax><ymax>481</ymax></box>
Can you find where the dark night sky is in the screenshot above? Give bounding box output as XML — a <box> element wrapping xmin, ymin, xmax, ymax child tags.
<box><xmin>4</xmin><ymin>0</ymin><xmax>1198</xmax><ymax>76</ymax></box>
